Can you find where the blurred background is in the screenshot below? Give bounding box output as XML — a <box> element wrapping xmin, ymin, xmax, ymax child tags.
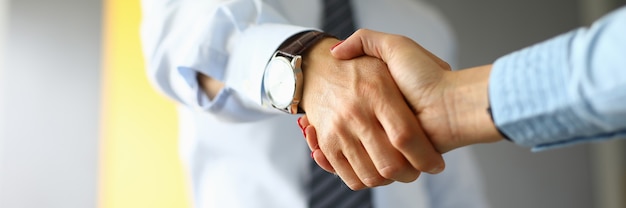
<box><xmin>0</xmin><ymin>0</ymin><xmax>624</xmax><ymax>207</ymax></box>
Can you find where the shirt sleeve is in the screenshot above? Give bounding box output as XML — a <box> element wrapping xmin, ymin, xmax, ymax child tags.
<box><xmin>140</xmin><ymin>0</ymin><xmax>314</xmax><ymax>122</ymax></box>
<box><xmin>489</xmin><ymin>6</ymin><xmax>626</xmax><ymax>151</ymax></box>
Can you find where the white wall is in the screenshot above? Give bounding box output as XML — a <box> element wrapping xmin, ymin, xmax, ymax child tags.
<box><xmin>0</xmin><ymin>0</ymin><xmax>101</xmax><ymax>207</ymax></box>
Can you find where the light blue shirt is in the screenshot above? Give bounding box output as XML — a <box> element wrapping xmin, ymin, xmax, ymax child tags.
<box><xmin>490</xmin><ymin>6</ymin><xmax>626</xmax><ymax>151</ymax></box>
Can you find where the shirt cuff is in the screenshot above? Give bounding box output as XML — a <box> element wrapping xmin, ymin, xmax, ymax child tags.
<box><xmin>223</xmin><ymin>24</ymin><xmax>316</xmax><ymax>109</ymax></box>
<box><xmin>173</xmin><ymin>24</ymin><xmax>317</xmax><ymax>121</ymax></box>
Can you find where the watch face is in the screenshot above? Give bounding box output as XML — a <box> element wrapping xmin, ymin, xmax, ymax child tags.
<box><xmin>265</xmin><ymin>57</ymin><xmax>297</xmax><ymax>109</ymax></box>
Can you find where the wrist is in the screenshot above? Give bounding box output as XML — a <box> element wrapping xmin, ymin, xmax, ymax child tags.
<box><xmin>263</xmin><ymin>31</ymin><xmax>332</xmax><ymax>114</ymax></box>
<box><xmin>198</xmin><ymin>73</ymin><xmax>224</xmax><ymax>100</ymax></box>
<box><xmin>446</xmin><ymin>65</ymin><xmax>503</xmax><ymax>146</ymax></box>
<box><xmin>299</xmin><ymin>37</ymin><xmax>341</xmax><ymax>112</ymax></box>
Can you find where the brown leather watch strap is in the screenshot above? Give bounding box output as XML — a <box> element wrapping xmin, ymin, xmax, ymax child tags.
<box><xmin>278</xmin><ymin>31</ymin><xmax>333</xmax><ymax>56</ymax></box>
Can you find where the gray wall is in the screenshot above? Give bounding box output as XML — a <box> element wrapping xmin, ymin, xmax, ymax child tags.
<box><xmin>0</xmin><ymin>0</ymin><xmax>101</xmax><ymax>207</ymax></box>
<box><xmin>0</xmin><ymin>0</ymin><xmax>7</xmax><ymax>199</ymax></box>
<box><xmin>427</xmin><ymin>0</ymin><xmax>581</xmax><ymax>68</ymax></box>
<box><xmin>422</xmin><ymin>0</ymin><xmax>622</xmax><ymax>208</ymax></box>
<box><xmin>0</xmin><ymin>0</ymin><xmax>9</xmax><ymax>171</ymax></box>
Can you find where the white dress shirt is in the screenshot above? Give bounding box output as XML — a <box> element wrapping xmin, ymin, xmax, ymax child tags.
<box><xmin>141</xmin><ymin>0</ymin><xmax>489</xmax><ymax>207</ymax></box>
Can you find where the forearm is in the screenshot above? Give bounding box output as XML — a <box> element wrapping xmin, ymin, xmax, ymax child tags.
<box><xmin>141</xmin><ymin>0</ymin><xmax>313</xmax><ymax>119</ymax></box>
<box><xmin>299</xmin><ymin>37</ymin><xmax>342</xmax><ymax>112</ymax></box>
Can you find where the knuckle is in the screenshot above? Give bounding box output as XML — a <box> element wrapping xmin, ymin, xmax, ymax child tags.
<box><xmin>379</xmin><ymin>162</ymin><xmax>420</xmax><ymax>183</ymax></box>
<box><xmin>342</xmin><ymin>104</ymin><xmax>361</xmax><ymax>116</ymax></box>
<box><xmin>378</xmin><ymin>163</ymin><xmax>404</xmax><ymax>179</ymax></box>
<box><xmin>396</xmin><ymin>35</ymin><xmax>414</xmax><ymax>43</ymax></box>
<box><xmin>384</xmin><ymin>35</ymin><xmax>412</xmax><ymax>47</ymax></box>
<box><xmin>346</xmin><ymin>181</ymin><xmax>366</xmax><ymax>191</ymax></box>
<box><xmin>389</xmin><ymin>129</ymin><xmax>416</xmax><ymax>151</ymax></box>
<box><xmin>356</xmin><ymin>81</ymin><xmax>377</xmax><ymax>97</ymax></box>
<box><xmin>362</xmin><ymin>175</ymin><xmax>388</xmax><ymax>187</ymax></box>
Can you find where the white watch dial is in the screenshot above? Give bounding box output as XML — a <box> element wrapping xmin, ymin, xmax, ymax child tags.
<box><xmin>265</xmin><ymin>57</ymin><xmax>296</xmax><ymax>109</ymax></box>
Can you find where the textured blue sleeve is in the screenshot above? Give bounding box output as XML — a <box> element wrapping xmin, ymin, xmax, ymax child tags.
<box><xmin>489</xmin><ymin>6</ymin><xmax>626</xmax><ymax>151</ymax></box>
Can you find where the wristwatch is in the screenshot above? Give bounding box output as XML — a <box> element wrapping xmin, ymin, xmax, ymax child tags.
<box><xmin>263</xmin><ymin>31</ymin><xmax>331</xmax><ymax>114</ymax></box>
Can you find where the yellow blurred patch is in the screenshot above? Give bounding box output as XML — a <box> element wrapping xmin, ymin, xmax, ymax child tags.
<box><xmin>100</xmin><ymin>0</ymin><xmax>191</xmax><ymax>207</ymax></box>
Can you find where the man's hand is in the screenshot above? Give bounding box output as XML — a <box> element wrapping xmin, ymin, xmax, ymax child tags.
<box><xmin>299</xmin><ymin>37</ymin><xmax>445</xmax><ymax>190</ymax></box>
<box><xmin>301</xmin><ymin>29</ymin><xmax>504</xmax><ymax>188</ymax></box>
<box><xmin>329</xmin><ymin>29</ymin><xmax>502</xmax><ymax>152</ymax></box>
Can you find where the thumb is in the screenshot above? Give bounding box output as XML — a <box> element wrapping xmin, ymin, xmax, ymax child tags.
<box><xmin>331</xmin><ymin>29</ymin><xmax>451</xmax><ymax>71</ymax></box>
<box><xmin>330</xmin><ymin>29</ymin><xmax>390</xmax><ymax>60</ymax></box>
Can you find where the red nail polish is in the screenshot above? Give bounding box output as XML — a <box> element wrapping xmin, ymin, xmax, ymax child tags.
<box><xmin>303</xmin><ymin>127</ymin><xmax>307</xmax><ymax>138</ymax></box>
<box><xmin>331</xmin><ymin>41</ymin><xmax>344</xmax><ymax>50</ymax></box>
<box><xmin>310</xmin><ymin>151</ymin><xmax>314</xmax><ymax>158</ymax></box>
<box><xmin>297</xmin><ymin>117</ymin><xmax>303</xmax><ymax>129</ymax></box>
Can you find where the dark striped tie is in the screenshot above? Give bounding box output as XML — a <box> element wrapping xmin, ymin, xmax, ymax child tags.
<box><xmin>321</xmin><ymin>0</ymin><xmax>357</xmax><ymax>40</ymax></box>
<box><xmin>309</xmin><ymin>0</ymin><xmax>373</xmax><ymax>207</ymax></box>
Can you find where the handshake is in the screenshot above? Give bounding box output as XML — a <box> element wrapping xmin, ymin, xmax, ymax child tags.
<box><xmin>296</xmin><ymin>29</ymin><xmax>504</xmax><ymax>190</ymax></box>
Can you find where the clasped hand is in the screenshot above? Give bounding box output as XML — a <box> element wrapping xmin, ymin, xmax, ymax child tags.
<box><xmin>298</xmin><ymin>37</ymin><xmax>444</xmax><ymax>190</ymax></box>
<box><xmin>299</xmin><ymin>29</ymin><xmax>501</xmax><ymax>190</ymax></box>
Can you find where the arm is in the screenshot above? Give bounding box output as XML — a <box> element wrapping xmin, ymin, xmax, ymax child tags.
<box><xmin>140</xmin><ymin>0</ymin><xmax>313</xmax><ymax>122</ymax></box>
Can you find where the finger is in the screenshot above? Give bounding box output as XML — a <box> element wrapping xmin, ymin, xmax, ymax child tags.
<box><xmin>326</xmin><ymin>110</ymin><xmax>398</xmax><ymax>187</ymax></box>
<box><xmin>372</xmin><ymin>67</ymin><xmax>445</xmax><ymax>174</ymax></box>
<box><xmin>313</xmin><ymin>125</ymin><xmax>367</xmax><ymax>190</ymax></box>
<box><xmin>317</xmin><ymin>123</ymin><xmax>388</xmax><ymax>190</ymax></box>
<box><xmin>301</xmin><ymin>118</ymin><xmax>334</xmax><ymax>173</ymax></box>
<box><xmin>355</xmin><ymin>116</ymin><xmax>421</xmax><ymax>183</ymax></box>
<box><xmin>299</xmin><ymin>115</ymin><xmax>310</xmax><ymax>127</ymax></box>
<box><xmin>323</xmin><ymin>148</ymin><xmax>367</xmax><ymax>190</ymax></box>
<box><xmin>341</xmin><ymin>135</ymin><xmax>394</xmax><ymax>188</ymax></box>
<box><xmin>312</xmin><ymin>148</ymin><xmax>335</xmax><ymax>173</ymax></box>
<box><xmin>302</xmin><ymin>120</ymin><xmax>319</xmax><ymax>151</ymax></box>
<box><xmin>376</xmin><ymin>99</ymin><xmax>445</xmax><ymax>174</ymax></box>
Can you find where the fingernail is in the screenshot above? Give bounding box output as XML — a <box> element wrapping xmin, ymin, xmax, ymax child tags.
<box><xmin>310</xmin><ymin>151</ymin><xmax>314</xmax><ymax>158</ymax></box>
<box><xmin>297</xmin><ymin>117</ymin><xmax>303</xmax><ymax>129</ymax></box>
<box><xmin>330</xmin><ymin>40</ymin><xmax>344</xmax><ymax>51</ymax></box>
<box><xmin>429</xmin><ymin>165</ymin><xmax>444</xmax><ymax>174</ymax></box>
